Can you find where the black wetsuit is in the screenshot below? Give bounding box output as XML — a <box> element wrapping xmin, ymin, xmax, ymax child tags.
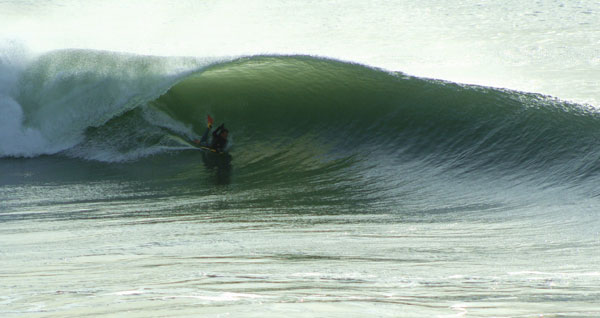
<box><xmin>199</xmin><ymin>123</ymin><xmax>228</xmax><ymax>152</ymax></box>
<box><xmin>210</xmin><ymin>124</ymin><xmax>228</xmax><ymax>151</ymax></box>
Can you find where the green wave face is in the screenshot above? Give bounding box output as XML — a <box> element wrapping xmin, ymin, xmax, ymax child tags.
<box><xmin>151</xmin><ymin>55</ymin><xmax>600</xmax><ymax>184</ymax></box>
<box><xmin>152</xmin><ymin>56</ymin><xmax>407</xmax><ymax>142</ymax></box>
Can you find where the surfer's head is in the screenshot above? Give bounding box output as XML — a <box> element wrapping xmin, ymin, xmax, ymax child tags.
<box><xmin>221</xmin><ymin>129</ymin><xmax>229</xmax><ymax>139</ymax></box>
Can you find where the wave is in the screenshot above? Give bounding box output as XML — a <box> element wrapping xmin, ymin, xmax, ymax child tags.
<box><xmin>3</xmin><ymin>49</ymin><xmax>600</xmax><ymax>193</ymax></box>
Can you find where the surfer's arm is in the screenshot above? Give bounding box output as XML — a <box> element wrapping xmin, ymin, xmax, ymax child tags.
<box><xmin>199</xmin><ymin>126</ymin><xmax>212</xmax><ymax>144</ymax></box>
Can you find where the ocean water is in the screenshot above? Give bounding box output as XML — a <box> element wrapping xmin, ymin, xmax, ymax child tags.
<box><xmin>1</xmin><ymin>1</ymin><xmax>600</xmax><ymax>317</ymax></box>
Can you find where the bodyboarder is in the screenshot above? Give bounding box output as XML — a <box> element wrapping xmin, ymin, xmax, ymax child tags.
<box><xmin>194</xmin><ymin>115</ymin><xmax>229</xmax><ymax>152</ymax></box>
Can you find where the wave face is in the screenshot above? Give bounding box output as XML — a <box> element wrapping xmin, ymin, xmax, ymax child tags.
<box><xmin>3</xmin><ymin>50</ymin><xmax>600</xmax><ymax>197</ymax></box>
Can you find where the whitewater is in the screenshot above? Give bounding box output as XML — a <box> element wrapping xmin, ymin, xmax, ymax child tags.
<box><xmin>1</xmin><ymin>1</ymin><xmax>600</xmax><ymax>317</ymax></box>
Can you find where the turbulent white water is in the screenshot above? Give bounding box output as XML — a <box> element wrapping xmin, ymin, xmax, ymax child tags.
<box><xmin>0</xmin><ymin>47</ymin><xmax>212</xmax><ymax>158</ymax></box>
<box><xmin>1</xmin><ymin>0</ymin><xmax>599</xmax><ymax>105</ymax></box>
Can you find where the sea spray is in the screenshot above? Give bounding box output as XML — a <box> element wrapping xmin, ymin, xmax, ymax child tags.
<box><xmin>0</xmin><ymin>42</ymin><xmax>51</xmax><ymax>157</ymax></box>
<box><xmin>2</xmin><ymin>49</ymin><xmax>211</xmax><ymax>158</ymax></box>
